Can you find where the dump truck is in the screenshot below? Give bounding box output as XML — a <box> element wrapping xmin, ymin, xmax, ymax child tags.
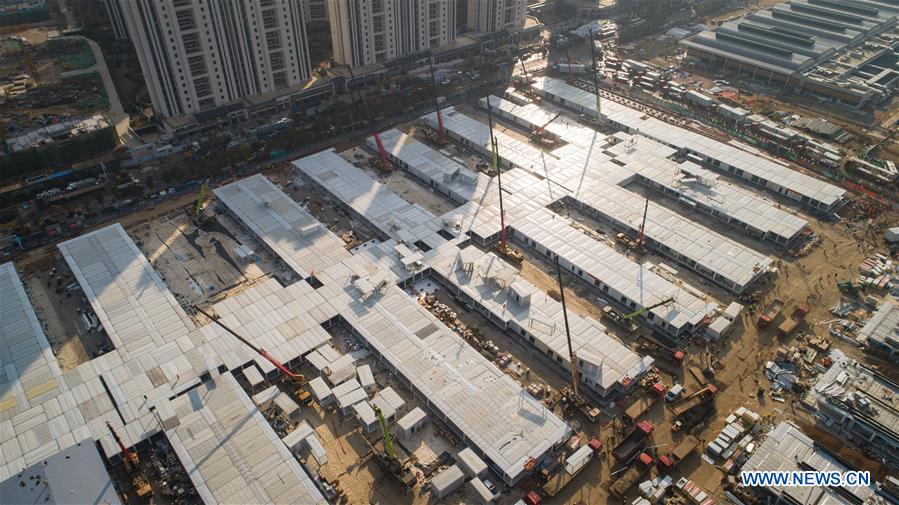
<box><xmin>671</xmin><ymin>384</ymin><xmax>717</xmax><ymax>418</ymax></box>
<box><xmin>624</xmin><ymin>394</ymin><xmax>657</xmax><ymax>422</ymax></box>
<box><xmin>658</xmin><ymin>436</ymin><xmax>700</xmax><ymax>471</ymax></box>
<box><xmin>636</xmin><ymin>334</ymin><xmax>686</xmax><ymax>369</ymax></box>
<box><xmin>542</xmin><ymin>439</ymin><xmax>602</xmax><ymax>497</ymax></box>
<box><xmin>757</xmin><ymin>298</ymin><xmax>784</xmax><ymax>327</ymax></box>
<box><xmin>610</xmin><ymin>453</ymin><xmax>653</xmax><ymax>497</ymax></box>
<box><xmin>612</xmin><ymin>420</ymin><xmax>653</xmax><ymax>463</ymax></box>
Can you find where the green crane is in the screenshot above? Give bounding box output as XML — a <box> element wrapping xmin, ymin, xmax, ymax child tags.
<box><xmin>373</xmin><ymin>404</ymin><xmax>397</xmax><ymax>461</ymax></box>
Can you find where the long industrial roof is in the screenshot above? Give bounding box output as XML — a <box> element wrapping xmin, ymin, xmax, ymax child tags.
<box><xmin>424</xmin><ymin>105</ymin><xmax>772</xmax><ymax>293</ymax></box>
<box><xmin>57</xmin><ymin>224</ymin><xmax>197</xmax><ymax>361</ymax></box>
<box><xmin>529</xmin><ymin>76</ymin><xmax>846</xmax><ymax>210</ymax></box>
<box><xmin>164</xmin><ymin>373</ymin><xmax>327</xmax><ymax>504</ymax></box>
<box><xmin>214</xmin><ymin>174</ymin><xmax>351</xmax><ymax>278</ymax></box>
<box><xmin>429</xmin><ymin>244</ymin><xmax>652</xmax><ymax>393</ymax></box>
<box><xmin>680</xmin><ymin>0</ymin><xmax>899</xmax><ymax>76</ymax></box>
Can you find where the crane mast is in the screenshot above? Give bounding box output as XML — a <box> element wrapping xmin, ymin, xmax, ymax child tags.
<box><xmin>555</xmin><ymin>258</ymin><xmax>580</xmax><ymax>399</ymax></box>
<box><xmin>588</xmin><ymin>29</ymin><xmax>602</xmax><ymax>118</ymax></box>
<box><xmin>427</xmin><ymin>58</ymin><xmax>446</xmax><ymax>144</ymax></box>
<box><xmin>348</xmin><ymin>67</ymin><xmax>390</xmax><ymax>169</ymax></box>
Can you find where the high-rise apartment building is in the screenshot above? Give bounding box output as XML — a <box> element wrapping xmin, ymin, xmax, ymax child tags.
<box><xmin>304</xmin><ymin>0</ymin><xmax>329</xmax><ymax>22</ymax></box>
<box><xmin>119</xmin><ymin>0</ymin><xmax>312</xmax><ymax>118</ymax></box>
<box><xmin>102</xmin><ymin>0</ymin><xmax>129</xmax><ymax>40</ymax></box>
<box><xmin>329</xmin><ymin>0</ymin><xmax>456</xmax><ymax>67</ymax></box>
<box><xmin>466</xmin><ymin>0</ymin><xmax>526</xmax><ymax>33</ymax></box>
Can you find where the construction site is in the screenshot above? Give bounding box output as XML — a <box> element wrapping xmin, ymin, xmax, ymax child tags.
<box><xmin>3</xmin><ymin>21</ymin><xmax>899</xmax><ymax>505</ymax></box>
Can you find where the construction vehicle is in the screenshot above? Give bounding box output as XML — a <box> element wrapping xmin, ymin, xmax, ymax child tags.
<box><xmin>515</xmin><ymin>40</ymin><xmax>540</xmax><ymax>101</ymax></box>
<box><xmin>757</xmin><ymin>298</ymin><xmax>785</xmax><ymax>327</ymax></box>
<box><xmin>671</xmin><ymin>384</ymin><xmax>717</xmax><ymax>418</ymax></box>
<box><xmin>426</xmin><ymin>58</ymin><xmax>447</xmax><ymax>145</ymax></box>
<box><xmin>484</xmin><ymin>93</ymin><xmax>523</xmax><ymax>263</ymax></box>
<box><xmin>636</xmin><ymin>334</ymin><xmax>685</xmax><ymax>369</ymax></box>
<box><xmin>530</xmin><ymin>112</ymin><xmax>562</xmax><ymax>146</ymax></box>
<box><xmin>107</xmin><ymin>421</ymin><xmax>152</xmax><ymax>497</ymax></box>
<box><xmin>541</xmin><ymin>438</ymin><xmax>602</xmax><ymax>497</ymax></box>
<box><xmin>297</xmin><ymin>389</ymin><xmax>313</xmax><ymax>406</ymax></box>
<box><xmin>601</xmin><ymin>305</ymin><xmax>639</xmax><ymax>333</ymax></box>
<box><xmin>658</xmin><ymin>435</ymin><xmax>699</xmax><ymax>471</ymax></box>
<box><xmin>372</xmin><ymin>404</ymin><xmax>417</xmax><ymax>491</ymax></box>
<box><xmin>347</xmin><ymin>67</ymin><xmax>391</xmax><ymax>172</ymax></box>
<box><xmin>610</xmin><ymin>452</ymin><xmax>653</xmax><ymax>497</ymax></box>
<box><xmin>624</xmin><ymin>391</ymin><xmax>658</xmax><ymax>422</ymax></box>
<box><xmin>615</xmin><ymin>232</ymin><xmax>639</xmax><ymax>250</ymax></box>
<box><xmin>612</xmin><ymin>420</ymin><xmax>653</xmax><ymax>463</ymax></box>
<box><xmin>193</xmin><ymin>306</ymin><xmax>305</xmax><ymax>385</ymax></box>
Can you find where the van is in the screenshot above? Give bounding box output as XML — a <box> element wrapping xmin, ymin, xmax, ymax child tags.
<box><xmin>665</xmin><ymin>384</ymin><xmax>685</xmax><ymax>402</ymax></box>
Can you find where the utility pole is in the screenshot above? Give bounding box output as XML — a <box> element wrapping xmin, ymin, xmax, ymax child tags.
<box><xmin>638</xmin><ymin>197</ymin><xmax>649</xmax><ymax>248</ymax></box>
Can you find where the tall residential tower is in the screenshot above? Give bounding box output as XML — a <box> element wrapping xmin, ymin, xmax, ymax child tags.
<box><xmin>329</xmin><ymin>0</ymin><xmax>457</xmax><ymax>67</ymax></box>
<box><xmin>120</xmin><ymin>0</ymin><xmax>312</xmax><ymax>117</ymax></box>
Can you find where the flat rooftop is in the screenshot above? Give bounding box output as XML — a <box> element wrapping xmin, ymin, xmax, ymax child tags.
<box><xmin>429</xmin><ymin>244</ymin><xmax>652</xmax><ymax>394</ymax></box>
<box><xmin>164</xmin><ymin>373</ymin><xmax>326</xmax><ymax>504</ymax></box>
<box><xmin>57</xmin><ymin>224</ymin><xmax>197</xmax><ymax>361</ymax></box>
<box><xmin>742</xmin><ymin>420</ymin><xmax>885</xmax><ymax>505</ymax></box>
<box><xmin>214</xmin><ymin>174</ymin><xmax>352</xmax><ymax>278</ymax></box>
<box><xmin>529</xmin><ymin>76</ymin><xmax>846</xmax><ymax>210</ymax></box>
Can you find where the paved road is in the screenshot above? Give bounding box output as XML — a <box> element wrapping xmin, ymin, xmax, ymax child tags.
<box><xmin>59</xmin><ymin>35</ymin><xmax>141</xmax><ymax>147</ymax></box>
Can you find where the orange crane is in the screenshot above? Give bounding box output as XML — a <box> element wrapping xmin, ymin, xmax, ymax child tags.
<box><xmin>484</xmin><ymin>93</ymin><xmax>522</xmax><ymax>263</ymax></box>
<box><xmin>531</xmin><ymin>112</ymin><xmax>562</xmax><ymax>145</ymax></box>
<box><xmin>194</xmin><ymin>306</ymin><xmax>305</xmax><ymax>383</ymax></box>
<box><xmin>347</xmin><ymin>67</ymin><xmax>391</xmax><ymax>171</ymax></box>
<box><xmin>107</xmin><ymin>421</ymin><xmax>138</xmax><ymax>468</ymax></box>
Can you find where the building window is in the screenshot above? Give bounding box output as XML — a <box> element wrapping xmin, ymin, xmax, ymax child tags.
<box><xmin>262</xmin><ymin>9</ymin><xmax>278</xmax><ymax>29</ymax></box>
<box><xmin>269</xmin><ymin>51</ymin><xmax>284</xmax><ymax>71</ymax></box>
<box><xmin>182</xmin><ymin>32</ymin><xmax>200</xmax><ymax>53</ymax></box>
<box><xmin>188</xmin><ymin>55</ymin><xmax>207</xmax><ymax>76</ymax></box>
<box><xmin>265</xmin><ymin>31</ymin><xmax>281</xmax><ymax>50</ymax></box>
<box><xmin>176</xmin><ymin>9</ymin><xmax>196</xmax><ymax>31</ymax></box>
<box><xmin>193</xmin><ymin>76</ymin><xmax>211</xmax><ymax>96</ymax></box>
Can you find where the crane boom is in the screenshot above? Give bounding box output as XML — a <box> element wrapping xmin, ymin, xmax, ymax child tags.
<box><xmin>534</xmin><ymin>112</ymin><xmax>562</xmax><ymax>136</ymax></box>
<box><xmin>107</xmin><ymin>421</ymin><xmax>138</xmax><ymax>466</ymax></box>
<box><xmin>555</xmin><ymin>258</ymin><xmax>580</xmax><ymax>399</ymax></box>
<box><xmin>484</xmin><ymin>94</ymin><xmax>507</xmax><ymax>249</ymax></box>
<box><xmin>347</xmin><ymin>67</ymin><xmax>390</xmax><ymax>167</ymax></box>
<box><xmin>373</xmin><ymin>405</ymin><xmax>397</xmax><ymax>461</ymax></box>
<box><xmin>637</xmin><ymin>197</ymin><xmax>649</xmax><ymax>247</ymax></box>
<box><xmin>427</xmin><ymin>58</ymin><xmax>446</xmax><ymax>144</ymax></box>
<box><xmin>194</xmin><ymin>306</ymin><xmax>304</xmax><ymax>382</ymax></box>
<box><xmin>624</xmin><ymin>298</ymin><xmax>675</xmax><ymax>319</ymax></box>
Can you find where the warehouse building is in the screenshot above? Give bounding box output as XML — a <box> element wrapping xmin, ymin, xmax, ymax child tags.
<box><xmin>679</xmin><ymin>0</ymin><xmax>899</xmax><ymax>108</ymax></box>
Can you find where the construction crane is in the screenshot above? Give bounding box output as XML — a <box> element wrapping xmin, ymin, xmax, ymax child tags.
<box><xmin>484</xmin><ymin>94</ymin><xmax>522</xmax><ymax>263</ymax></box>
<box><xmin>373</xmin><ymin>405</ymin><xmax>397</xmax><ymax>462</ymax></box>
<box><xmin>636</xmin><ymin>197</ymin><xmax>649</xmax><ymax>248</ymax></box>
<box><xmin>347</xmin><ymin>67</ymin><xmax>391</xmax><ymax>172</ymax></box>
<box><xmin>588</xmin><ymin>29</ymin><xmax>603</xmax><ymax>121</ymax></box>
<box><xmin>565</xmin><ymin>50</ymin><xmax>575</xmax><ymax>83</ymax></box>
<box><xmin>426</xmin><ymin>58</ymin><xmax>447</xmax><ymax>145</ymax></box>
<box><xmin>193</xmin><ymin>306</ymin><xmax>305</xmax><ymax>384</ymax></box>
<box><xmin>624</xmin><ymin>298</ymin><xmax>675</xmax><ymax>319</ymax></box>
<box><xmin>531</xmin><ymin>111</ymin><xmax>562</xmax><ymax>146</ymax></box>
<box><xmin>555</xmin><ymin>258</ymin><xmax>582</xmax><ymax>406</ymax></box>
<box><xmin>107</xmin><ymin>421</ymin><xmax>138</xmax><ymax>468</ymax></box>
<box><xmin>515</xmin><ymin>40</ymin><xmax>539</xmax><ymax>101</ymax></box>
